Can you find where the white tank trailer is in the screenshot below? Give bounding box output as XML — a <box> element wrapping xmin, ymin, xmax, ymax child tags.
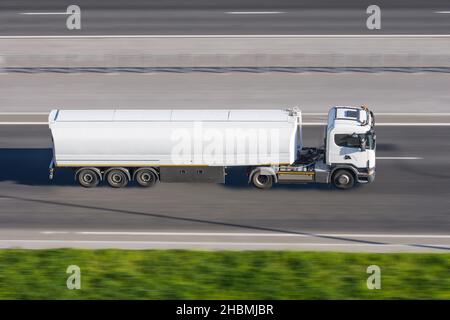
<box><xmin>48</xmin><ymin>106</ymin><xmax>376</xmax><ymax>189</ymax></box>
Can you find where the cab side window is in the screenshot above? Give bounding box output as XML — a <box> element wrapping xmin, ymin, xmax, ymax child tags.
<box><xmin>334</xmin><ymin>134</ymin><xmax>360</xmax><ymax>148</ymax></box>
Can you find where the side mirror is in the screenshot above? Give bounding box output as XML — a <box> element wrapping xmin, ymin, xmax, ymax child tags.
<box><xmin>359</xmin><ymin>136</ymin><xmax>367</xmax><ymax>151</ymax></box>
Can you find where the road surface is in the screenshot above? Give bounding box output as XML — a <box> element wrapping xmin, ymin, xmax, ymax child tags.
<box><xmin>0</xmin><ymin>124</ymin><xmax>448</xmax><ymax>252</ymax></box>
<box><xmin>1</xmin><ymin>73</ymin><xmax>450</xmax><ymax>113</ymax></box>
<box><xmin>0</xmin><ymin>0</ymin><xmax>449</xmax><ymax>35</ymax></box>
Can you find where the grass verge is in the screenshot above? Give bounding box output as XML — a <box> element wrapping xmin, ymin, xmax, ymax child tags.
<box><xmin>0</xmin><ymin>249</ymin><xmax>448</xmax><ymax>299</ymax></box>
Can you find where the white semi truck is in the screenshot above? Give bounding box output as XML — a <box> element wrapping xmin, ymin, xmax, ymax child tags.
<box><xmin>48</xmin><ymin>106</ymin><xmax>376</xmax><ymax>189</ymax></box>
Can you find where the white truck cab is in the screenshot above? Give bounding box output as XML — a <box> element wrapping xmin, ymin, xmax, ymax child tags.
<box><xmin>324</xmin><ymin>105</ymin><xmax>376</xmax><ymax>187</ymax></box>
<box><xmin>270</xmin><ymin>105</ymin><xmax>376</xmax><ymax>190</ymax></box>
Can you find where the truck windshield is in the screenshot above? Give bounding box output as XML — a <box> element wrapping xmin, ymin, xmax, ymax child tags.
<box><xmin>334</xmin><ymin>132</ymin><xmax>375</xmax><ymax>150</ymax></box>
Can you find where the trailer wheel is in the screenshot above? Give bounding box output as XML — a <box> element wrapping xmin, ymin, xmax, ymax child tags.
<box><xmin>251</xmin><ymin>171</ymin><xmax>274</xmax><ymax>189</ymax></box>
<box><xmin>135</xmin><ymin>169</ymin><xmax>158</xmax><ymax>187</ymax></box>
<box><xmin>332</xmin><ymin>169</ymin><xmax>355</xmax><ymax>190</ymax></box>
<box><xmin>106</xmin><ymin>169</ymin><xmax>129</xmax><ymax>188</ymax></box>
<box><xmin>77</xmin><ymin>168</ymin><xmax>100</xmax><ymax>188</ymax></box>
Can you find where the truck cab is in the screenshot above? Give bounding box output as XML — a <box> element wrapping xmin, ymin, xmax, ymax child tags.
<box><xmin>254</xmin><ymin>105</ymin><xmax>376</xmax><ymax>190</ymax></box>
<box><xmin>325</xmin><ymin>106</ymin><xmax>376</xmax><ymax>188</ymax></box>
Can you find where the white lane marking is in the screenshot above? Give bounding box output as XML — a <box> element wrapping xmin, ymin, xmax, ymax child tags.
<box><xmin>321</xmin><ymin>234</ymin><xmax>449</xmax><ymax>238</ymax></box>
<box><xmin>374</xmin><ymin>123</ymin><xmax>450</xmax><ymax>126</ymax></box>
<box><xmin>0</xmin><ymin>112</ymin><xmax>48</xmax><ymax>115</ymax></box>
<box><xmin>1</xmin><ymin>112</ymin><xmax>450</xmax><ymax>116</ymax></box>
<box><xmin>1</xmin><ymin>239</ymin><xmax>449</xmax><ymax>248</ymax></box>
<box><xmin>1</xmin><ymin>35</ymin><xmax>450</xmax><ymax>39</ymax></box>
<box><xmin>2</xmin><ymin>122</ymin><xmax>450</xmax><ymax>126</ymax></box>
<box><xmin>226</xmin><ymin>11</ymin><xmax>284</xmax><ymax>15</ymax></box>
<box><xmin>41</xmin><ymin>231</ymin><xmax>449</xmax><ymax>238</ymax></box>
<box><xmin>19</xmin><ymin>12</ymin><xmax>69</xmax><ymax>15</ymax></box>
<box><xmin>1</xmin><ymin>112</ymin><xmax>450</xmax><ymax>117</ymax></box>
<box><xmin>41</xmin><ymin>231</ymin><xmax>69</xmax><ymax>234</ymax></box>
<box><xmin>434</xmin><ymin>11</ymin><xmax>450</xmax><ymax>14</ymax></box>
<box><xmin>376</xmin><ymin>113</ymin><xmax>450</xmax><ymax>116</ymax></box>
<box><xmin>376</xmin><ymin>157</ymin><xmax>423</xmax><ymax>160</ymax></box>
<box><xmin>302</xmin><ymin>122</ymin><xmax>326</xmax><ymax>126</ymax></box>
<box><xmin>303</xmin><ymin>113</ymin><xmax>450</xmax><ymax>116</ymax></box>
<box><xmin>302</xmin><ymin>123</ymin><xmax>450</xmax><ymax>126</ymax></box>
<box><xmin>0</xmin><ymin>122</ymin><xmax>48</xmax><ymax>125</ymax></box>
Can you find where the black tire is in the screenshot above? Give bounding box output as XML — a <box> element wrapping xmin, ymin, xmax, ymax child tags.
<box><xmin>106</xmin><ymin>169</ymin><xmax>129</xmax><ymax>188</ymax></box>
<box><xmin>251</xmin><ymin>171</ymin><xmax>274</xmax><ymax>189</ymax></box>
<box><xmin>332</xmin><ymin>169</ymin><xmax>355</xmax><ymax>190</ymax></box>
<box><xmin>77</xmin><ymin>168</ymin><xmax>100</xmax><ymax>188</ymax></box>
<box><xmin>135</xmin><ymin>168</ymin><xmax>158</xmax><ymax>187</ymax></box>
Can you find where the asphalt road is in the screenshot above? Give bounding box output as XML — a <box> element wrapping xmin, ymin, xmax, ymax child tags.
<box><xmin>0</xmin><ymin>0</ymin><xmax>449</xmax><ymax>35</ymax></box>
<box><xmin>1</xmin><ymin>73</ymin><xmax>450</xmax><ymax>113</ymax></box>
<box><xmin>0</xmin><ymin>124</ymin><xmax>448</xmax><ymax>251</ymax></box>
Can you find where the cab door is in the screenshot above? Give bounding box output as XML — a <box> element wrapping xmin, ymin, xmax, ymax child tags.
<box><xmin>329</xmin><ymin>133</ymin><xmax>368</xmax><ymax>168</ymax></box>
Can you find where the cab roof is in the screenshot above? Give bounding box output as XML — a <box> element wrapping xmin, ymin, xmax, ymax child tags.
<box><xmin>328</xmin><ymin>106</ymin><xmax>373</xmax><ymax>133</ymax></box>
<box><xmin>334</xmin><ymin>106</ymin><xmax>368</xmax><ymax>125</ymax></box>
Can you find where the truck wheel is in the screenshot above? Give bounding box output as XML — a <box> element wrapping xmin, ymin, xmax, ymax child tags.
<box><xmin>135</xmin><ymin>169</ymin><xmax>158</xmax><ymax>187</ymax></box>
<box><xmin>332</xmin><ymin>170</ymin><xmax>355</xmax><ymax>189</ymax></box>
<box><xmin>106</xmin><ymin>169</ymin><xmax>129</xmax><ymax>188</ymax></box>
<box><xmin>251</xmin><ymin>172</ymin><xmax>274</xmax><ymax>189</ymax></box>
<box><xmin>77</xmin><ymin>169</ymin><xmax>100</xmax><ymax>188</ymax></box>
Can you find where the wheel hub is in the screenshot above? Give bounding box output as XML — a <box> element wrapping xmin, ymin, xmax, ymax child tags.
<box><xmin>338</xmin><ymin>174</ymin><xmax>350</xmax><ymax>185</ymax></box>
<box><xmin>257</xmin><ymin>175</ymin><xmax>268</xmax><ymax>184</ymax></box>
<box><xmin>112</xmin><ymin>174</ymin><xmax>122</xmax><ymax>183</ymax></box>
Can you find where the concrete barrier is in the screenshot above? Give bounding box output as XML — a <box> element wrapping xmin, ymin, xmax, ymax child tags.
<box><xmin>0</xmin><ymin>36</ymin><xmax>449</xmax><ymax>68</ymax></box>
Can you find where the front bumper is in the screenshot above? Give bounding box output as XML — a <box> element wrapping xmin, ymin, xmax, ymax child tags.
<box><xmin>357</xmin><ymin>168</ymin><xmax>375</xmax><ymax>184</ymax></box>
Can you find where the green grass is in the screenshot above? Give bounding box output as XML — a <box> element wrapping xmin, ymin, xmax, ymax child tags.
<box><xmin>0</xmin><ymin>250</ymin><xmax>448</xmax><ymax>299</ymax></box>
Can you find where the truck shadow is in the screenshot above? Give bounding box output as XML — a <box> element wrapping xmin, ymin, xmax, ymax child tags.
<box><xmin>0</xmin><ymin>148</ymin><xmax>334</xmax><ymax>190</ymax></box>
<box><xmin>0</xmin><ymin>148</ymin><xmax>74</xmax><ymax>186</ymax></box>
